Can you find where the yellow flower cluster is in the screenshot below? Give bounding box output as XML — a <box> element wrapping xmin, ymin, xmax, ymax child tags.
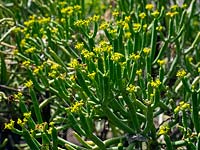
<box><xmin>46</xmin><ymin>60</ymin><xmax>60</xmax><ymax>78</ymax></box>
<box><xmin>24</xmin><ymin>80</ymin><xmax>33</xmax><ymax>88</ymax></box>
<box><xmin>157</xmin><ymin>59</ymin><xmax>166</xmax><ymax>66</ymax></box>
<box><xmin>4</xmin><ymin>119</ymin><xmax>15</xmax><ymax>130</ymax></box>
<box><xmin>136</xmin><ymin>69</ymin><xmax>142</xmax><ymax>76</ymax></box>
<box><xmin>35</xmin><ymin>122</ymin><xmax>48</xmax><ymax>132</ymax></box>
<box><xmin>94</xmin><ymin>41</ymin><xmax>113</xmax><ymax>54</ymax></box>
<box><xmin>166</xmin><ymin>11</ymin><xmax>178</xmax><ymax>17</ymax></box>
<box><xmin>145</xmin><ymin>4</ymin><xmax>154</xmax><ymax>10</ymax></box>
<box><xmin>108</xmin><ymin>28</ymin><xmax>117</xmax><ymax>37</ymax></box>
<box><xmin>74</xmin><ymin>15</ymin><xmax>100</xmax><ymax>27</ymax></box>
<box><xmin>151</xmin><ymin>10</ymin><xmax>160</xmax><ymax>18</ymax></box>
<box><xmin>25</xmin><ymin>47</ymin><xmax>36</xmax><ymax>54</ymax></box>
<box><xmin>150</xmin><ymin>79</ymin><xmax>161</xmax><ymax>88</ymax></box>
<box><xmin>112</xmin><ymin>10</ymin><xmax>120</xmax><ymax>17</ymax></box>
<box><xmin>34</xmin><ymin>64</ymin><xmax>45</xmax><ymax>75</ymax></box>
<box><xmin>61</xmin><ymin>5</ymin><xmax>82</xmax><ymax>15</ymax></box>
<box><xmin>170</xmin><ymin>5</ymin><xmax>178</xmax><ymax>11</ymax></box>
<box><xmin>88</xmin><ymin>72</ymin><xmax>96</xmax><ymax>80</ymax></box>
<box><xmin>68</xmin><ymin>59</ymin><xmax>79</xmax><ymax>69</ymax></box>
<box><xmin>143</xmin><ymin>47</ymin><xmax>151</xmax><ymax>55</ymax></box>
<box><xmin>61</xmin><ymin>6</ymin><xmax>74</xmax><ymax>15</ymax></box>
<box><xmin>158</xmin><ymin>124</ymin><xmax>170</xmax><ymax>135</ymax></box>
<box><xmin>81</xmin><ymin>49</ymin><xmax>95</xmax><ymax>60</ymax></box>
<box><xmin>70</xmin><ymin>100</ymin><xmax>84</xmax><ymax>113</ymax></box>
<box><xmin>125</xmin><ymin>16</ymin><xmax>131</xmax><ymax>22</ymax></box>
<box><xmin>126</xmin><ymin>84</ymin><xmax>136</xmax><ymax>93</ymax></box>
<box><xmin>130</xmin><ymin>53</ymin><xmax>140</xmax><ymax>61</ymax></box>
<box><xmin>133</xmin><ymin>23</ymin><xmax>141</xmax><ymax>32</ymax></box>
<box><xmin>99</xmin><ymin>22</ymin><xmax>109</xmax><ymax>30</ymax></box>
<box><xmin>139</xmin><ymin>12</ymin><xmax>146</xmax><ymax>19</ymax></box>
<box><xmin>174</xmin><ymin>101</ymin><xmax>190</xmax><ymax>114</ymax></box>
<box><xmin>176</xmin><ymin>69</ymin><xmax>186</xmax><ymax>78</ymax></box>
<box><xmin>17</xmin><ymin>112</ymin><xmax>31</xmax><ymax>127</ymax></box>
<box><xmin>111</xmin><ymin>52</ymin><xmax>124</xmax><ymax>62</ymax></box>
<box><xmin>125</xmin><ymin>32</ymin><xmax>132</xmax><ymax>39</ymax></box>
<box><xmin>14</xmin><ymin>92</ymin><xmax>23</xmax><ymax>100</ymax></box>
<box><xmin>75</xmin><ymin>42</ymin><xmax>84</xmax><ymax>51</ymax></box>
<box><xmin>22</xmin><ymin>61</ymin><xmax>31</xmax><ymax>68</ymax></box>
<box><xmin>156</xmin><ymin>26</ymin><xmax>163</xmax><ymax>32</ymax></box>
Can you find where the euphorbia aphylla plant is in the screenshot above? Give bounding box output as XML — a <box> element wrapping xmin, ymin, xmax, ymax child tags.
<box><xmin>1</xmin><ymin>0</ymin><xmax>200</xmax><ymax>149</ymax></box>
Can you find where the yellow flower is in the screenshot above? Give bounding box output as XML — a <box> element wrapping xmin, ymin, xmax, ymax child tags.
<box><xmin>61</xmin><ymin>6</ymin><xmax>74</xmax><ymax>16</ymax></box>
<box><xmin>158</xmin><ymin>124</ymin><xmax>170</xmax><ymax>135</ymax></box>
<box><xmin>143</xmin><ymin>47</ymin><xmax>151</xmax><ymax>55</ymax></box>
<box><xmin>112</xmin><ymin>10</ymin><xmax>119</xmax><ymax>17</ymax></box>
<box><xmin>150</xmin><ymin>79</ymin><xmax>161</xmax><ymax>88</ymax></box>
<box><xmin>23</xmin><ymin>112</ymin><xmax>31</xmax><ymax>119</ymax></box>
<box><xmin>51</xmin><ymin>63</ymin><xmax>60</xmax><ymax>70</ymax></box>
<box><xmin>176</xmin><ymin>69</ymin><xmax>186</xmax><ymax>78</ymax></box>
<box><xmin>151</xmin><ymin>10</ymin><xmax>160</xmax><ymax>18</ymax></box>
<box><xmin>157</xmin><ymin>59</ymin><xmax>166</xmax><ymax>66</ymax></box>
<box><xmin>170</xmin><ymin>5</ymin><xmax>178</xmax><ymax>11</ymax></box>
<box><xmin>70</xmin><ymin>75</ymin><xmax>76</xmax><ymax>81</ymax></box>
<box><xmin>13</xmin><ymin>49</ymin><xmax>19</xmax><ymax>55</ymax></box>
<box><xmin>126</xmin><ymin>84</ymin><xmax>136</xmax><ymax>93</ymax></box>
<box><xmin>75</xmin><ymin>42</ymin><xmax>84</xmax><ymax>50</ymax></box>
<box><xmin>81</xmin><ymin>49</ymin><xmax>94</xmax><ymax>59</ymax></box>
<box><xmin>74</xmin><ymin>5</ymin><xmax>81</xmax><ymax>11</ymax></box>
<box><xmin>166</xmin><ymin>11</ymin><xmax>178</xmax><ymax>17</ymax></box>
<box><xmin>17</xmin><ymin>118</ymin><xmax>23</xmax><ymax>126</ymax></box>
<box><xmin>68</xmin><ymin>59</ymin><xmax>79</xmax><ymax>68</ymax></box>
<box><xmin>125</xmin><ymin>16</ymin><xmax>131</xmax><ymax>22</ymax></box>
<box><xmin>125</xmin><ymin>32</ymin><xmax>131</xmax><ymax>39</ymax></box>
<box><xmin>111</xmin><ymin>53</ymin><xmax>124</xmax><ymax>62</ymax></box>
<box><xmin>130</xmin><ymin>53</ymin><xmax>140</xmax><ymax>61</ymax></box>
<box><xmin>70</xmin><ymin>100</ymin><xmax>84</xmax><ymax>113</ymax></box>
<box><xmin>99</xmin><ymin>22</ymin><xmax>109</xmax><ymax>30</ymax></box>
<box><xmin>25</xmin><ymin>47</ymin><xmax>36</xmax><ymax>54</ymax></box>
<box><xmin>156</xmin><ymin>26</ymin><xmax>163</xmax><ymax>32</ymax></box>
<box><xmin>136</xmin><ymin>69</ymin><xmax>142</xmax><ymax>76</ymax></box>
<box><xmin>174</xmin><ymin>101</ymin><xmax>190</xmax><ymax>114</ymax></box>
<box><xmin>49</xmin><ymin>122</ymin><xmax>55</xmax><ymax>126</ymax></box>
<box><xmin>33</xmin><ymin>68</ymin><xmax>40</xmax><ymax>74</ymax></box>
<box><xmin>143</xmin><ymin>24</ymin><xmax>148</xmax><ymax>30</ymax></box>
<box><xmin>13</xmin><ymin>27</ymin><xmax>22</xmax><ymax>33</ymax></box>
<box><xmin>88</xmin><ymin>72</ymin><xmax>96</xmax><ymax>80</ymax></box>
<box><xmin>181</xmin><ymin>103</ymin><xmax>190</xmax><ymax>110</ymax></box>
<box><xmin>24</xmin><ymin>80</ymin><xmax>33</xmax><ymax>88</ymax></box>
<box><xmin>139</xmin><ymin>12</ymin><xmax>146</xmax><ymax>19</ymax></box>
<box><xmin>14</xmin><ymin>92</ymin><xmax>23</xmax><ymax>99</ymax></box>
<box><xmin>145</xmin><ymin>4</ymin><xmax>154</xmax><ymax>10</ymax></box>
<box><xmin>35</xmin><ymin>122</ymin><xmax>47</xmax><ymax>132</ymax></box>
<box><xmin>24</xmin><ymin>19</ymin><xmax>35</xmax><ymax>27</ymax></box>
<box><xmin>108</xmin><ymin>29</ymin><xmax>117</xmax><ymax>37</ymax></box>
<box><xmin>182</xmin><ymin>4</ymin><xmax>187</xmax><ymax>9</ymax></box>
<box><xmin>20</xmin><ymin>39</ymin><xmax>26</xmax><ymax>47</ymax></box>
<box><xmin>133</xmin><ymin>23</ymin><xmax>141</xmax><ymax>32</ymax></box>
<box><xmin>188</xmin><ymin>57</ymin><xmax>193</xmax><ymax>63</ymax></box>
<box><xmin>174</xmin><ymin>105</ymin><xmax>180</xmax><ymax>114</ymax></box>
<box><xmin>22</xmin><ymin>61</ymin><xmax>31</xmax><ymax>68</ymax></box>
<box><xmin>93</xmin><ymin>47</ymin><xmax>102</xmax><ymax>53</ymax></box>
<box><xmin>4</xmin><ymin>119</ymin><xmax>15</xmax><ymax>130</ymax></box>
<box><xmin>123</xmin><ymin>22</ymin><xmax>129</xmax><ymax>30</ymax></box>
<box><xmin>92</xmin><ymin>15</ymin><xmax>100</xmax><ymax>22</ymax></box>
<box><xmin>116</xmin><ymin>20</ymin><xmax>124</xmax><ymax>26</ymax></box>
<box><xmin>48</xmin><ymin>70</ymin><xmax>57</xmax><ymax>78</ymax></box>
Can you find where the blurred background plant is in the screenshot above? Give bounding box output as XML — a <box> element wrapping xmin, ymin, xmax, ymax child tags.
<box><xmin>0</xmin><ymin>0</ymin><xmax>200</xmax><ymax>149</ymax></box>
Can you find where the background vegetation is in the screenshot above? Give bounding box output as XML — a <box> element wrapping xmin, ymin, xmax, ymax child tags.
<box><xmin>0</xmin><ymin>0</ymin><xmax>200</xmax><ymax>149</ymax></box>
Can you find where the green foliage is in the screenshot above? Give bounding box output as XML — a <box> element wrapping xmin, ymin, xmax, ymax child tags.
<box><xmin>0</xmin><ymin>0</ymin><xmax>200</xmax><ymax>149</ymax></box>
